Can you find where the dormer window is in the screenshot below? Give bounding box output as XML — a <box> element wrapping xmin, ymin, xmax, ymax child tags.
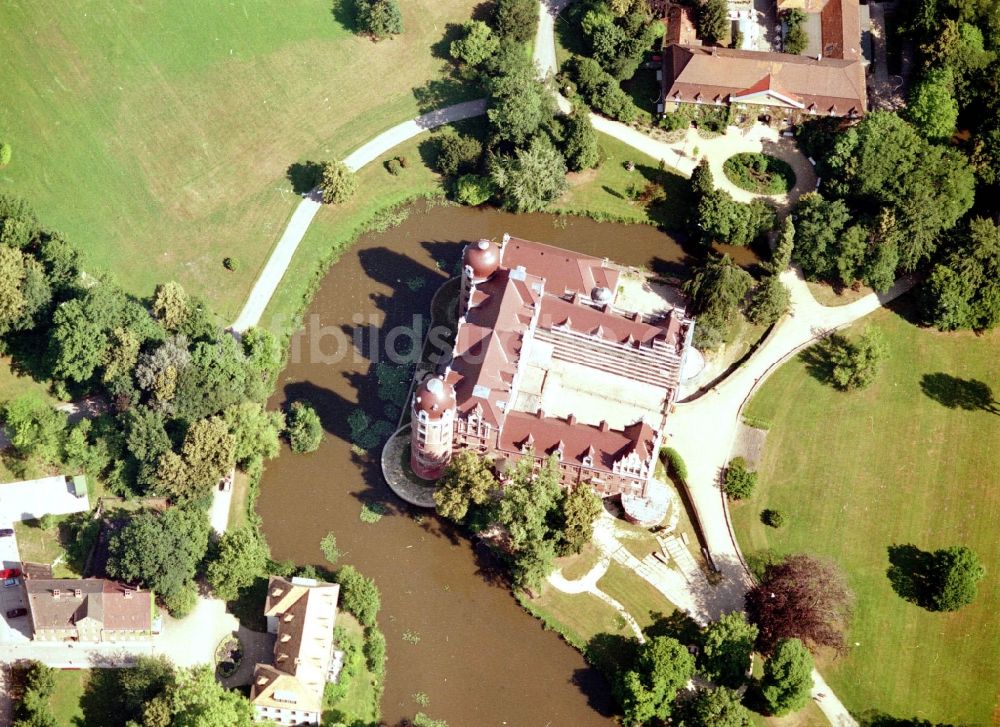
<box><xmin>582</xmin><ymin>454</ymin><xmax>594</xmax><ymax>467</ymax></box>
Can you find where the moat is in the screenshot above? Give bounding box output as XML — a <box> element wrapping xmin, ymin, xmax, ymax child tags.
<box><xmin>255</xmin><ymin>202</ymin><xmax>760</xmax><ymax>725</ymax></box>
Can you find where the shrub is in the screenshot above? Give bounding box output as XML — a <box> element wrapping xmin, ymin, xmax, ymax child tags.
<box><xmin>397</xmin><ymin>155</ymin><xmax>408</xmax><ymax>168</ymax></box>
<box><xmin>566</xmin><ymin>57</ymin><xmax>638</xmax><ymax>123</ymax></box>
<box><xmin>455</xmin><ymin>174</ymin><xmax>493</xmax><ymax>206</ymax></box>
<box><xmin>0</xmin><ymin>142</ymin><xmax>11</xmax><ymax>166</ymax></box>
<box><xmin>722</xmin><ymin>153</ymin><xmax>796</xmax><ymax>195</ymax></box>
<box><xmin>724</xmin><ymin>457</ymin><xmax>757</xmax><ymax>499</ymax></box>
<box><xmin>286</xmin><ymin>401</ymin><xmax>323</xmax><ymax>453</ymax></box>
<box><xmin>337</xmin><ymin>564</ymin><xmax>381</xmax><ymax>627</ymax></box>
<box><xmin>761</xmin><ymin>509</ymin><xmax>786</xmax><ymax>528</ymax></box>
<box><xmin>223</xmin><ymin>256</ymin><xmax>238</xmax><ymax>271</ymax></box>
<box><xmin>662</xmin><ymin>447</ymin><xmax>688</xmax><ymax>484</ymax></box>
<box><xmin>783</xmin><ymin>9</ymin><xmax>808</xmax><ymax>54</ymax></box>
<box><xmin>162</xmin><ymin>582</ymin><xmax>198</xmax><ymax>618</ymax></box>
<box><xmin>364</xmin><ymin>627</ymin><xmax>387</xmax><ymax>675</ymax></box>
<box><xmin>386</xmin><ymin>158</ymin><xmax>402</xmax><ymax>175</ymax></box>
<box><xmin>319</xmin><ymin>159</ymin><xmax>357</xmax><ymax>204</ymax></box>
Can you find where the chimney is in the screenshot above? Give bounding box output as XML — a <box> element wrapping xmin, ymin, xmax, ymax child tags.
<box><xmin>53</xmin><ymin>588</ymin><xmax>61</xmax><ymax>599</ymax></box>
<box><xmin>567</xmin><ymin>414</ymin><xmax>577</xmax><ymax>426</ymax></box>
<box><xmin>124</xmin><ymin>589</ymin><xmax>133</xmax><ymax>599</ymax></box>
<box><xmin>74</xmin><ymin>589</ymin><xmax>82</xmax><ymax>598</ymax></box>
<box><xmin>599</xmin><ymin>420</ymin><xmax>610</xmax><ymax>432</ymax></box>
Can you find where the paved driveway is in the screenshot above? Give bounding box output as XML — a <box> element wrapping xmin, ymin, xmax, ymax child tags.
<box><xmin>0</xmin><ymin>476</ymin><xmax>90</xmax><ymax>524</ymax></box>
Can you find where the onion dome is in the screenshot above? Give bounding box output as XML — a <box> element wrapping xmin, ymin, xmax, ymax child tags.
<box><xmin>592</xmin><ymin>286</ymin><xmax>613</xmax><ymax>304</ymax></box>
<box><xmin>463</xmin><ymin>239</ymin><xmax>501</xmax><ymax>281</ymax></box>
<box><xmin>413</xmin><ymin>375</ymin><xmax>456</xmax><ymax>419</ymax></box>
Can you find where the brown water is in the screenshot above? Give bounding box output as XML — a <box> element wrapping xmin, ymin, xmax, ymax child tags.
<box><xmin>256</xmin><ymin>203</ymin><xmax>759</xmax><ymax>726</ymax></box>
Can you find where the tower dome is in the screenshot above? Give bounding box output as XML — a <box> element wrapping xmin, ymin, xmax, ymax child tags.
<box><xmin>413</xmin><ymin>375</ymin><xmax>456</xmax><ymax>420</ymax></box>
<box><xmin>463</xmin><ymin>239</ymin><xmax>501</xmax><ymax>282</ymax></box>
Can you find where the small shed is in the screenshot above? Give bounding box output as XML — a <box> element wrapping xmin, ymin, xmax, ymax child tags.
<box><xmin>70</xmin><ymin>475</ymin><xmax>88</xmax><ymax>498</ymax></box>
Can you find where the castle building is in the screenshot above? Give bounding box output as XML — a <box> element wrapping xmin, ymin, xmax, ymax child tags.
<box><xmin>410</xmin><ymin>235</ymin><xmax>694</xmax><ymax>506</ymax></box>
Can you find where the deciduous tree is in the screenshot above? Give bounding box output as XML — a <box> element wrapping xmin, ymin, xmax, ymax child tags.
<box><xmin>557</xmin><ymin>483</ymin><xmax>603</xmax><ymax>555</ymax></box>
<box><xmin>746</xmin><ymin>554</ymin><xmax>853</xmax><ymax>654</ymax></box>
<box><xmin>286</xmin><ymin>400</ymin><xmax>322</xmax><ymax>453</ymax></box>
<box><xmin>433</xmin><ymin>451</ymin><xmax>497</xmax><ymax>521</ymax></box>
<box><xmin>206</xmin><ymin>527</ymin><xmax>270</xmax><ymax>601</ymax></box>
<box><xmin>700</xmin><ymin>612</ymin><xmax>758</xmax><ymax>687</ymax></box>
<box><xmin>106</xmin><ymin>507</ymin><xmax>211</xmax><ymax>606</ymax></box>
<box><xmin>615</xmin><ymin>636</ymin><xmax>695</xmax><ymax>726</ymax></box>
<box><xmin>922</xmin><ymin>217</ymin><xmax>1000</xmax><ymax>330</ymax></box>
<box><xmin>760</xmin><ymin>638</ymin><xmax>813</xmax><ymax>716</ymax></box>
<box><xmin>490</xmin><ymin>137</ymin><xmax>568</xmax><ymax>213</ymax></box>
<box><xmin>450</xmin><ymin>20</ymin><xmax>499</xmax><ymax>68</ymax></box>
<box><xmin>907</xmin><ymin>66</ymin><xmax>959</xmax><ymax>140</ymax></box>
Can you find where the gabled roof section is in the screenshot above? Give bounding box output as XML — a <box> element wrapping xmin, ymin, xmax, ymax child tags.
<box><xmin>448</xmin><ymin>268</ymin><xmax>541</xmax><ymax>427</ymax></box>
<box><xmin>500</xmin><ymin>237</ymin><xmax>620</xmax><ymax>298</ymax></box>
<box><xmin>731</xmin><ymin>74</ymin><xmax>805</xmax><ymax>108</ymax></box>
<box><xmin>662</xmin><ymin>44</ymin><xmax>866</xmax><ymax>115</ymax></box>
<box><xmin>254</xmin><ymin>575</ymin><xmax>340</xmax><ymax>716</ymax></box>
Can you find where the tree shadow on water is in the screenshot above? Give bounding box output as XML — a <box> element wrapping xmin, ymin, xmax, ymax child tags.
<box><xmin>920</xmin><ymin>373</ymin><xmax>999</xmax><ymax>414</ymax></box>
<box><xmin>886</xmin><ymin>544</ymin><xmax>938</xmax><ymax>610</ymax></box>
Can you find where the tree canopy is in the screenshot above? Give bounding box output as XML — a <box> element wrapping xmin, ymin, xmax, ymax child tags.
<box><xmin>746</xmin><ymin>554</ymin><xmax>853</xmax><ymax>654</ymax></box>
<box><xmin>682</xmin><ymin>254</ymin><xmax>754</xmax><ymax>350</ymax></box>
<box><xmin>614</xmin><ymin>635</ymin><xmax>696</xmax><ymax>726</ymax></box>
<box><xmin>760</xmin><ymin>638</ymin><xmax>814</xmax><ymax>716</ymax></box>
<box><xmin>106</xmin><ymin>507</ymin><xmax>211</xmax><ymax>607</ymax></box>
<box><xmin>700</xmin><ymin>612</ymin><xmax>758</xmax><ymax>687</ymax></box>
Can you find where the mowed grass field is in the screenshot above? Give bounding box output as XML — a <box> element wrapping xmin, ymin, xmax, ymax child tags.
<box><xmin>732</xmin><ymin>302</ymin><xmax>1000</xmax><ymax>724</ymax></box>
<box><xmin>0</xmin><ymin>0</ymin><xmax>479</xmax><ymax>320</ymax></box>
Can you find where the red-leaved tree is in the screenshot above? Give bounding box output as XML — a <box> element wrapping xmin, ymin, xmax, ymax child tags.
<box><xmin>745</xmin><ymin>554</ymin><xmax>853</xmax><ymax>655</ymax></box>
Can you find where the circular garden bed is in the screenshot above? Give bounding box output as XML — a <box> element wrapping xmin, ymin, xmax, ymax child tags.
<box><xmin>723</xmin><ymin>153</ymin><xmax>796</xmax><ymax>195</ymax></box>
<box><xmin>215</xmin><ymin>635</ymin><xmax>244</xmax><ymax>679</ymax></box>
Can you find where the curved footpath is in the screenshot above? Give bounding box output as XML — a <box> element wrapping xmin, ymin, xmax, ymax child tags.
<box><xmin>231</xmin><ymin>99</ymin><xmax>486</xmax><ymax>333</ymax></box>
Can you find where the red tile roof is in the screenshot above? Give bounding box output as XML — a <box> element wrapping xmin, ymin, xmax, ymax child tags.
<box><xmin>446</xmin><ymin>268</ymin><xmax>542</xmax><ymax>426</ymax></box>
<box><xmin>663</xmin><ymin>44</ymin><xmax>866</xmax><ymax>115</ymax></box>
<box><xmin>501</xmin><ymin>237</ymin><xmax>620</xmax><ymax>298</ymax></box>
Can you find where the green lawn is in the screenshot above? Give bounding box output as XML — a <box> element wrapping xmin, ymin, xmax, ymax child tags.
<box><xmin>0</xmin><ymin>0</ymin><xmax>479</xmax><ymax>320</ymax></box>
<box><xmin>553</xmin><ymin>133</ymin><xmax>692</xmax><ymax>230</ymax></box>
<box><xmin>732</xmin><ymin>302</ymin><xmax>1000</xmax><ymax>724</ymax></box>
<box><xmin>557</xmin><ymin>542</ymin><xmax>602</xmax><ymax>581</ymax></box>
<box><xmin>521</xmin><ymin>586</ymin><xmax>634</xmax><ymax>651</ymax></box>
<box><xmin>49</xmin><ymin>670</ymin><xmax>89</xmax><ymax>725</ymax></box>
<box><xmin>597</xmin><ymin>561</ymin><xmax>674</xmax><ymax>630</ymax></box>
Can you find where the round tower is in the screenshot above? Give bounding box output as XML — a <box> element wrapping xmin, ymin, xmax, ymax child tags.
<box><xmin>410</xmin><ymin>374</ymin><xmax>457</xmax><ymax>480</ymax></box>
<box><xmin>460</xmin><ymin>239</ymin><xmax>501</xmax><ymax>313</ymax></box>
